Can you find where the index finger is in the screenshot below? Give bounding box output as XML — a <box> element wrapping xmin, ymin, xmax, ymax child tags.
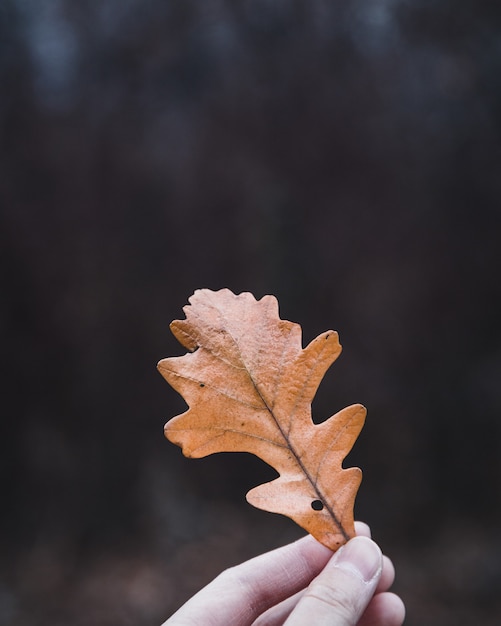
<box><xmin>163</xmin><ymin>534</ymin><xmax>333</xmax><ymax>625</ymax></box>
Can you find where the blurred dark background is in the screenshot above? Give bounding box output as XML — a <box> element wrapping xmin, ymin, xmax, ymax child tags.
<box><xmin>1</xmin><ymin>1</ymin><xmax>501</xmax><ymax>624</ymax></box>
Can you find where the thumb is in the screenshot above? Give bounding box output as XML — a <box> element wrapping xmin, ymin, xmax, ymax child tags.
<box><xmin>284</xmin><ymin>536</ymin><xmax>383</xmax><ymax>626</ymax></box>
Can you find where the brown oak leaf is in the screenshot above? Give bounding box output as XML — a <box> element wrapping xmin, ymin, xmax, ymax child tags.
<box><xmin>157</xmin><ymin>288</ymin><xmax>366</xmax><ymax>550</ymax></box>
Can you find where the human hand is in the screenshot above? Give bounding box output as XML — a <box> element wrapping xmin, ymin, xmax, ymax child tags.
<box><xmin>162</xmin><ymin>522</ymin><xmax>405</xmax><ymax>625</ymax></box>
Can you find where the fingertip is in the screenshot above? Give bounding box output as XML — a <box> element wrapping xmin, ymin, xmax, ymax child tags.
<box><xmin>359</xmin><ymin>591</ymin><xmax>406</xmax><ymax>626</ymax></box>
<box><xmin>355</xmin><ymin>520</ymin><xmax>372</xmax><ymax>538</ymax></box>
<box><xmin>387</xmin><ymin>592</ymin><xmax>406</xmax><ymax>625</ymax></box>
<box><xmin>377</xmin><ymin>554</ymin><xmax>396</xmax><ymax>593</ymax></box>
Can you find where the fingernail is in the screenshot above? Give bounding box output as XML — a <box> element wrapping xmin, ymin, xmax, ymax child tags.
<box><xmin>332</xmin><ymin>536</ymin><xmax>382</xmax><ymax>583</ymax></box>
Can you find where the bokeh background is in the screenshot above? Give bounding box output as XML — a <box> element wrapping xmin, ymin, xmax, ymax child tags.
<box><xmin>2</xmin><ymin>1</ymin><xmax>501</xmax><ymax>624</ymax></box>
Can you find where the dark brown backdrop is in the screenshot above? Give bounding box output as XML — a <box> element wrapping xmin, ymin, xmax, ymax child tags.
<box><xmin>2</xmin><ymin>1</ymin><xmax>501</xmax><ymax>624</ymax></box>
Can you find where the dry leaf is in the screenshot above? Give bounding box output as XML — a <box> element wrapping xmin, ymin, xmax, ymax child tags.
<box><xmin>157</xmin><ymin>289</ymin><xmax>366</xmax><ymax>550</ymax></box>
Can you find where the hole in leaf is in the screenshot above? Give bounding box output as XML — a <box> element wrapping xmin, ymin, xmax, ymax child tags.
<box><xmin>199</xmin><ymin>383</ymin><xmax>205</xmax><ymax>387</ymax></box>
<box><xmin>311</xmin><ymin>500</ymin><xmax>324</xmax><ymax>511</ymax></box>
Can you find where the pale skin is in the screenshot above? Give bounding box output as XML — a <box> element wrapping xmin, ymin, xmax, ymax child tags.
<box><xmin>162</xmin><ymin>522</ymin><xmax>406</xmax><ymax>625</ymax></box>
